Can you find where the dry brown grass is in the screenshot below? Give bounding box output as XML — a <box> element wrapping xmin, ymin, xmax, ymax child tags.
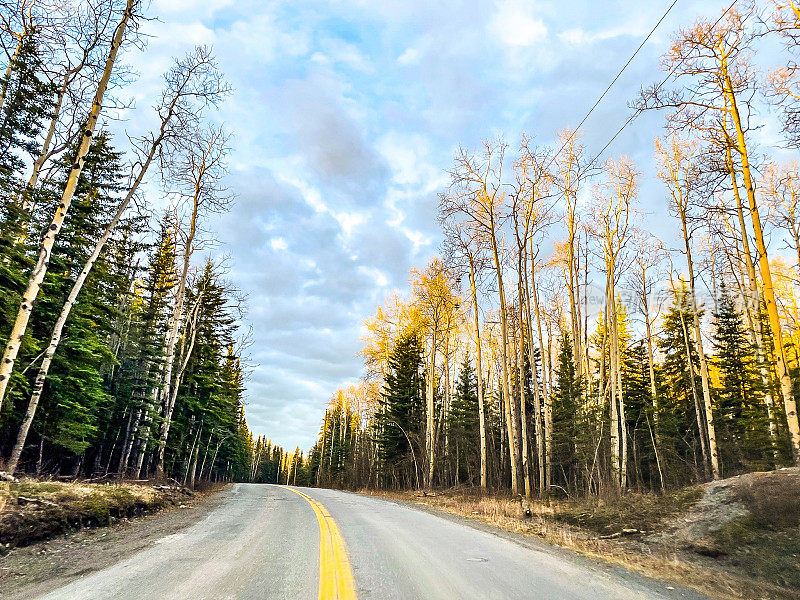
<box><xmin>0</xmin><ymin>479</ymin><xmax>199</xmax><ymax>547</ymax></box>
<box><xmin>730</xmin><ymin>469</ymin><xmax>800</xmax><ymax>530</ymax></box>
<box><xmin>359</xmin><ymin>486</ymin><xmax>799</xmax><ymax>600</ymax></box>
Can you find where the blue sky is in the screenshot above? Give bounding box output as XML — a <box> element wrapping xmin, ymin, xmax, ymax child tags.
<box><xmin>116</xmin><ymin>0</ymin><xmax>784</xmax><ymax>450</ymax></box>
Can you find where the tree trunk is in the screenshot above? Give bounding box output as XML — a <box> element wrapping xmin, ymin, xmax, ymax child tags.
<box><xmin>530</xmin><ymin>264</ymin><xmax>550</xmax><ymax>495</ymax></box>
<box><xmin>20</xmin><ymin>74</ymin><xmax>68</xmax><ymax>212</ymax></box>
<box><xmin>516</xmin><ymin>294</ymin><xmax>531</xmax><ymax>501</ymax></box>
<box><xmin>425</xmin><ymin>330</ymin><xmax>436</xmax><ymax>488</ymax></box>
<box><xmin>678</xmin><ymin>211</ymin><xmax>720</xmax><ymax>479</ymax></box>
<box><xmin>468</xmin><ymin>258</ymin><xmax>487</xmax><ymax>489</ymax></box>
<box><xmin>0</xmin><ymin>33</ymin><xmax>25</xmax><ymax>116</ymax></box>
<box><xmin>724</xmin><ymin>65</ymin><xmax>800</xmax><ymax>465</ymax></box>
<box><xmin>641</xmin><ymin>281</ymin><xmax>665</xmax><ymax>490</ymax></box>
<box><xmin>677</xmin><ymin>295</ymin><xmax>710</xmax><ymax>478</ymax></box>
<box><xmin>488</xmin><ymin>219</ymin><xmax>520</xmax><ymax>494</ymax></box>
<box><xmin>606</xmin><ymin>272</ymin><xmax>621</xmax><ymax>489</ymax></box>
<box><xmin>0</xmin><ymin>0</ymin><xmax>135</xmax><ymax>415</ymax></box>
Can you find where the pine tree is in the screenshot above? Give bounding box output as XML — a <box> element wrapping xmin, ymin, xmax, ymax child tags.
<box><xmin>449</xmin><ymin>357</ymin><xmax>479</xmax><ymax>484</ymax></box>
<box><xmin>552</xmin><ymin>331</ymin><xmax>582</xmax><ymax>493</ymax></box>
<box><xmin>375</xmin><ymin>332</ymin><xmax>425</xmax><ymax>488</ymax></box>
<box><xmin>713</xmin><ymin>284</ymin><xmax>772</xmax><ymax>473</ymax></box>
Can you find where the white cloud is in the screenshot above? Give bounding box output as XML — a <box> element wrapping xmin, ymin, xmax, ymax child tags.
<box><xmin>223</xmin><ymin>13</ymin><xmax>310</xmax><ymax>63</ymax></box>
<box><xmin>558</xmin><ymin>28</ymin><xmax>588</xmax><ymax>45</ymax></box>
<box><xmin>489</xmin><ymin>0</ymin><xmax>548</xmax><ymax>47</ymax></box>
<box><xmin>319</xmin><ymin>38</ymin><xmax>373</xmax><ymax>72</ymax></box>
<box><xmin>377</xmin><ymin>131</ymin><xmax>446</xmax><ymax>191</ymax></box>
<box><xmin>270</xmin><ymin>237</ymin><xmax>288</xmax><ymax>251</ymax></box>
<box><xmin>397</xmin><ymin>47</ymin><xmax>421</xmax><ymax>65</ymax></box>
<box><xmin>358</xmin><ymin>266</ymin><xmax>389</xmax><ymax>287</ymax></box>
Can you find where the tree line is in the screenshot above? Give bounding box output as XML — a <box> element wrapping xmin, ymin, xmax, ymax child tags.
<box><xmin>306</xmin><ymin>1</ymin><xmax>800</xmax><ymax>499</ymax></box>
<box><xmin>0</xmin><ymin>0</ymin><xmax>275</xmax><ymax>484</ymax></box>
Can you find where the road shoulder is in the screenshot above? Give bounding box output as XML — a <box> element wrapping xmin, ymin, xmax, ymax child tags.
<box><xmin>0</xmin><ymin>485</ymin><xmax>229</xmax><ymax>600</ymax></box>
<box><xmin>351</xmin><ymin>489</ymin><xmax>797</xmax><ymax>600</ymax></box>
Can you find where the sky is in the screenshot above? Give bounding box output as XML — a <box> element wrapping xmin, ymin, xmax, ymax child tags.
<box><xmin>114</xmin><ymin>0</ymin><xmax>785</xmax><ymax>450</ymax></box>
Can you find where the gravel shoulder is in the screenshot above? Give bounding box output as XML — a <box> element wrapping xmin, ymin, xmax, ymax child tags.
<box><xmin>0</xmin><ymin>485</ymin><xmax>228</xmax><ymax>600</ymax></box>
<box><xmin>357</xmin><ymin>471</ymin><xmax>800</xmax><ymax>600</ymax></box>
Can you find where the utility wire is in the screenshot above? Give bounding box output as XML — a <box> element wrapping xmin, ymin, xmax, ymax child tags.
<box><xmin>584</xmin><ymin>0</ymin><xmax>739</xmax><ymax>169</ymax></box>
<box><xmin>547</xmin><ymin>0</ymin><xmax>681</xmax><ymax>170</ymax></box>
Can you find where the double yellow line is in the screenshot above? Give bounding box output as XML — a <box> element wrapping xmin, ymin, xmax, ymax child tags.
<box><xmin>282</xmin><ymin>487</ymin><xmax>357</xmax><ymax>600</ymax></box>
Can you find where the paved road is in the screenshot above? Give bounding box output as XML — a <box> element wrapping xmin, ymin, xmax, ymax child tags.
<box><xmin>36</xmin><ymin>484</ymin><xmax>706</xmax><ymax>600</ymax></box>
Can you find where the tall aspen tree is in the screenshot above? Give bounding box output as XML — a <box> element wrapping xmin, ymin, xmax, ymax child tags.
<box><xmin>411</xmin><ymin>258</ymin><xmax>457</xmax><ymax>488</ymax></box>
<box><xmin>153</xmin><ymin>125</ymin><xmax>231</xmax><ymax>478</ymax></box>
<box><xmin>554</xmin><ymin>129</ymin><xmax>585</xmax><ymax>392</ymax></box>
<box><xmin>656</xmin><ymin>136</ymin><xmax>720</xmax><ymax>479</ymax></box>
<box><xmin>590</xmin><ymin>157</ymin><xmax>637</xmax><ymax>489</ymax></box>
<box><xmin>0</xmin><ymin>0</ymin><xmax>138</xmax><ymax>415</ymax></box>
<box><xmin>5</xmin><ymin>47</ymin><xmax>227</xmax><ymax>475</ymax></box>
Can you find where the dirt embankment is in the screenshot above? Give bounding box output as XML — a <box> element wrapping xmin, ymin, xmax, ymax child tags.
<box><xmin>0</xmin><ymin>478</ymin><xmax>201</xmax><ymax>549</ymax></box>
<box><xmin>0</xmin><ymin>479</ymin><xmax>228</xmax><ymax>600</ymax></box>
<box><xmin>362</xmin><ymin>468</ymin><xmax>800</xmax><ymax>600</ymax></box>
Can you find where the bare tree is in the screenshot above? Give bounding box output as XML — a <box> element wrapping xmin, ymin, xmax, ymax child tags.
<box><xmin>639</xmin><ymin>5</ymin><xmax>800</xmax><ymax>465</ymax></box>
<box><xmin>655</xmin><ymin>135</ymin><xmax>720</xmax><ymax>480</ymax></box>
<box><xmin>0</xmin><ymin>0</ymin><xmax>139</xmax><ymax>416</ymax></box>
<box><xmin>4</xmin><ymin>47</ymin><xmax>228</xmax><ymax>475</ymax></box>
<box><xmin>440</xmin><ymin>219</ymin><xmax>489</xmax><ymax>488</ymax></box>
<box><xmin>153</xmin><ymin>123</ymin><xmax>232</xmax><ymax>478</ymax></box>
<box><xmin>443</xmin><ymin>139</ymin><xmax>521</xmax><ymax>494</ymax></box>
<box><xmin>589</xmin><ymin>156</ymin><xmax>638</xmax><ymax>490</ymax></box>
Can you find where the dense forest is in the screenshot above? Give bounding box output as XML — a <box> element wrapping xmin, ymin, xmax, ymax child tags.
<box><xmin>3</xmin><ymin>0</ymin><xmax>800</xmax><ymax>497</ymax></box>
<box><xmin>0</xmin><ymin>0</ymin><xmax>290</xmax><ymax>484</ymax></box>
<box><xmin>303</xmin><ymin>1</ymin><xmax>800</xmax><ymax>499</ymax></box>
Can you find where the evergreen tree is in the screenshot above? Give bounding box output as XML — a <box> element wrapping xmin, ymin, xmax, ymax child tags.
<box><xmin>622</xmin><ymin>340</ymin><xmax>659</xmax><ymax>490</ymax></box>
<box><xmin>0</xmin><ymin>35</ymin><xmax>54</xmax><ymax>430</ymax></box>
<box><xmin>10</xmin><ymin>132</ymin><xmax>132</xmax><ymax>468</ymax></box>
<box><xmin>374</xmin><ymin>332</ymin><xmax>424</xmax><ymax>488</ymax></box>
<box><xmin>449</xmin><ymin>357</ymin><xmax>479</xmax><ymax>484</ymax></box>
<box><xmin>552</xmin><ymin>331</ymin><xmax>582</xmax><ymax>493</ymax></box>
<box><xmin>114</xmin><ymin>217</ymin><xmax>178</xmax><ymax>475</ymax></box>
<box><xmin>658</xmin><ymin>284</ymin><xmax>706</xmax><ymax>484</ymax></box>
<box><xmin>713</xmin><ymin>284</ymin><xmax>772</xmax><ymax>473</ymax></box>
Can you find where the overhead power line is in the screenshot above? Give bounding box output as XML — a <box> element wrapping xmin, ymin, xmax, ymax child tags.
<box><xmin>585</xmin><ymin>0</ymin><xmax>739</xmax><ymax>169</ymax></box>
<box><xmin>547</xmin><ymin>0</ymin><xmax>681</xmax><ymax>170</ymax></box>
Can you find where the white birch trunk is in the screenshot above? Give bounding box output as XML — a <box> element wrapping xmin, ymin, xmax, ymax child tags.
<box><xmin>0</xmin><ymin>0</ymin><xmax>135</xmax><ymax>415</ymax></box>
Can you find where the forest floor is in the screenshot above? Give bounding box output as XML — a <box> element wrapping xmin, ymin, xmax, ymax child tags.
<box><xmin>361</xmin><ymin>467</ymin><xmax>800</xmax><ymax>600</ymax></box>
<box><xmin>0</xmin><ymin>478</ymin><xmax>227</xmax><ymax>598</ymax></box>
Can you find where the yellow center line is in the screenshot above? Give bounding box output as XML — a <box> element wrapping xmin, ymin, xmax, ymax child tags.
<box><xmin>282</xmin><ymin>486</ymin><xmax>358</xmax><ymax>600</ymax></box>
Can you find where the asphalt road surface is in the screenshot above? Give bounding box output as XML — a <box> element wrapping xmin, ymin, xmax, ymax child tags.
<box><xmin>35</xmin><ymin>484</ymin><xmax>706</xmax><ymax>600</ymax></box>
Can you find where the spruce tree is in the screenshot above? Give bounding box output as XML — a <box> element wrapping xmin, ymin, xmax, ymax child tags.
<box><xmin>13</xmin><ymin>132</ymin><xmax>130</xmax><ymax>467</ymax></box>
<box><xmin>658</xmin><ymin>285</ymin><xmax>706</xmax><ymax>484</ymax></box>
<box><xmin>375</xmin><ymin>332</ymin><xmax>424</xmax><ymax>487</ymax></box>
<box><xmin>622</xmin><ymin>340</ymin><xmax>658</xmax><ymax>490</ymax></box>
<box><xmin>713</xmin><ymin>284</ymin><xmax>772</xmax><ymax>473</ymax></box>
<box><xmin>552</xmin><ymin>331</ymin><xmax>582</xmax><ymax>493</ymax></box>
<box><xmin>0</xmin><ymin>35</ymin><xmax>54</xmax><ymax>429</ymax></box>
<box><xmin>449</xmin><ymin>357</ymin><xmax>479</xmax><ymax>484</ymax></box>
